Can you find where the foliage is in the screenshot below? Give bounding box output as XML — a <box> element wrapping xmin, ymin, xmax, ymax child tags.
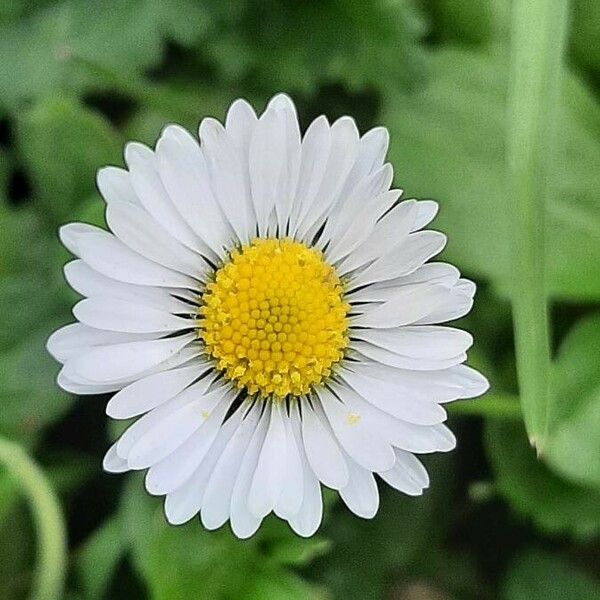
<box><xmin>0</xmin><ymin>0</ymin><xmax>599</xmax><ymax>599</ymax></box>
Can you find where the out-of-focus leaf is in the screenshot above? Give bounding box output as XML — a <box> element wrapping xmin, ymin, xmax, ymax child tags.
<box><xmin>0</xmin><ymin>326</ymin><xmax>73</xmax><ymax>444</ymax></box>
<box><xmin>385</xmin><ymin>47</ymin><xmax>600</xmax><ymax>300</ymax></box>
<box><xmin>0</xmin><ymin>275</ymin><xmax>67</xmax><ymax>352</ymax></box>
<box><xmin>502</xmin><ymin>548</ymin><xmax>600</xmax><ymax>600</ymax></box>
<box><xmin>486</xmin><ymin>420</ymin><xmax>600</xmax><ymax>539</ymax></box>
<box><xmin>0</xmin><ymin>504</ymin><xmax>34</xmax><ymax>600</ymax></box>
<box><xmin>0</xmin><ymin>0</ymin><xmax>209</xmax><ymax>109</ymax></box>
<box><xmin>544</xmin><ymin>314</ymin><xmax>600</xmax><ymax>489</ymax></box>
<box><xmin>270</xmin><ymin>536</ymin><xmax>332</xmax><ymax>567</ymax></box>
<box><xmin>201</xmin><ymin>0</ymin><xmax>425</xmax><ymax>95</ymax></box>
<box><xmin>571</xmin><ymin>0</ymin><xmax>600</xmax><ymax>76</ymax></box>
<box><xmin>315</xmin><ymin>454</ymin><xmax>452</xmax><ymax>600</ymax></box>
<box><xmin>77</xmin><ymin>517</ymin><xmax>127</xmax><ymax>600</ymax></box>
<box><xmin>119</xmin><ymin>475</ymin><xmax>325</xmax><ymax>600</ymax></box>
<box><xmin>0</xmin><ymin>205</ymin><xmax>55</xmax><ymax>277</ymax></box>
<box><xmin>17</xmin><ymin>97</ymin><xmax>121</xmax><ymax>226</ymax></box>
<box><xmin>426</xmin><ymin>0</ymin><xmax>494</xmax><ymax>45</ymax></box>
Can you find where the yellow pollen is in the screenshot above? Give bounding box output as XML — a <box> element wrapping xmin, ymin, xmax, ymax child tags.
<box><xmin>198</xmin><ymin>238</ymin><xmax>350</xmax><ymax>399</ymax></box>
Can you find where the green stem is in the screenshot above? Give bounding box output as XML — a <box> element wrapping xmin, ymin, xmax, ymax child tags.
<box><xmin>506</xmin><ymin>0</ymin><xmax>569</xmax><ymax>450</ymax></box>
<box><xmin>0</xmin><ymin>436</ymin><xmax>67</xmax><ymax>600</ymax></box>
<box><xmin>447</xmin><ymin>393</ymin><xmax>522</xmax><ymax>420</ymax></box>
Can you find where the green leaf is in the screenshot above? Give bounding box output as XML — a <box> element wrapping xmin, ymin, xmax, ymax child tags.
<box><xmin>384</xmin><ymin>47</ymin><xmax>600</xmax><ymax>300</ymax></box>
<box><xmin>119</xmin><ymin>475</ymin><xmax>324</xmax><ymax>600</ymax></box>
<box><xmin>316</xmin><ymin>454</ymin><xmax>452</xmax><ymax>600</ymax></box>
<box><xmin>16</xmin><ymin>97</ymin><xmax>121</xmax><ymax>226</ymax></box>
<box><xmin>77</xmin><ymin>517</ymin><xmax>128</xmax><ymax>600</ymax></box>
<box><xmin>485</xmin><ymin>420</ymin><xmax>600</xmax><ymax>539</ymax></box>
<box><xmin>544</xmin><ymin>314</ymin><xmax>600</xmax><ymax>489</ymax></box>
<box><xmin>570</xmin><ymin>0</ymin><xmax>600</xmax><ymax>76</ymax></box>
<box><xmin>202</xmin><ymin>0</ymin><xmax>425</xmax><ymax>95</ymax></box>
<box><xmin>270</xmin><ymin>536</ymin><xmax>331</xmax><ymax>568</ymax></box>
<box><xmin>502</xmin><ymin>548</ymin><xmax>600</xmax><ymax>600</ymax></box>
<box><xmin>0</xmin><ymin>0</ymin><xmax>210</xmax><ymax>109</ymax></box>
<box><xmin>0</xmin><ymin>326</ymin><xmax>74</xmax><ymax>444</ymax></box>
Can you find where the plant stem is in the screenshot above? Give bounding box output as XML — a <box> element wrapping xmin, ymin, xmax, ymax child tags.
<box><xmin>506</xmin><ymin>0</ymin><xmax>569</xmax><ymax>450</ymax></box>
<box><xmin>447</xmin><ymin>393</ymin><xmax>522</xmax><ymax>420</ymax></box>
<box><xmin>0</xmin><ymin>436</ymin><xmax>67</xmax><ymax>600</ymax></box>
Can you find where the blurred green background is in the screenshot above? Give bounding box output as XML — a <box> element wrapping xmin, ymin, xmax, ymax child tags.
<box><xmin>1</xmin><ymin>0</ymin><xmax>600</xmax><ymax>598</ymax></box>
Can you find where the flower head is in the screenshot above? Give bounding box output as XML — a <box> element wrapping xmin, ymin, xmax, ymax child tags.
<box><xmin>47</xmin><ymin>94</ymin><xmax>488</xmax><ymax>538</ymax></box>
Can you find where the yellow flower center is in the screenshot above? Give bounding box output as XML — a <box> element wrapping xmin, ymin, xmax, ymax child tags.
<box><xmin>198</xmin><ymin>238</ymin><xmax>350</xmax><ymax>399</ymax></box>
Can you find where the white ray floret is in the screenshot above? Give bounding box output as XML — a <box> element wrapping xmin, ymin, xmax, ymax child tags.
<box><xmin>48</xmin><ymin>93</ymin><xmax>488</xmax><ymax>538</ymax></box>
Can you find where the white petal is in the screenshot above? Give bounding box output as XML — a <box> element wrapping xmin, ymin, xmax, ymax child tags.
<box><xmin>288</xmin><ymin>404</ymin><xmax>323</xmax><ymax>537</ymax></box>
<box><xmin>106</xmin><ymin>201</ymin><xmax>208</xmax><ymax>279</ymax></box>
<box><xmin>63</xmin><ymin>260</ymin><xmax>193</xmax><ymax>313</ymax></box>
<box><xmin>225</xmin><ymin>99</ymin><xmax>258</xmax><ymax>153</ymax></box>
<box><xmin>71</xmin><ymin>228</ymin><xmax>196</xmax><ymax>288</ymax></box>
<box><xmin>379</xmin><ymin>448</ymin><xmax>429</xmax><ymax>495</ymax></box>
<box><xmin>230</xmin><ymin>405</ymin><xmax>269</xmax><ymax>539</ymax></box>
<box><xmin>266</xmin><ymin>94</ymin><xmax>302</xmax><ymax>232</ymax></box>
<box><xmin>59</xmin><ymin>223</ymin><xmax>103</xmax><ymax>257</ymax></box>
<box><xmin>316</xmin><ymin>388</ymin><xmax>395</xmax><ymax>471</ymax></box>
<box><xmin>351</xmin><ymin>284</ymin><xmax>449</xmax><ymax>329</ymax></box>
<box><xmin>331</xmin><ymin>382</ymin><xmax>455</xmax><ymax>453</ymax></box>
<box><xmin>65</xmin><ymin>334</ymin><xmax>194</xmax><ymax>383</ymax></box>
<box><xmin>323</xmin><ymin>164</ymin><xmax>394</xmax><ymax>258</ymax></box>
<box><xmin>106</xmin><ymin>363</ymin><xmax>206</xmax><ymax>419</ymax></box>
<box><xmin>124</xmin><ymin>142</ymin><xmax>205</xmax><ymax>254</ymax></box>
<box><xmin>412</xmin><ymin>200</ymin><xmax>439</xmax><ymax>230</ymax></box>
<box><xmin>201</xmin><ymin>402</ymin><xmax>261</xmax><ymax>530</ymax></box>
<box><xmin>164</xmin><ymin>407</ymin><xmax>244</xmax><ymax>525</ymax></box>
<box><xmin>301</xmin><ymin>400</ymin><xmax>349</xmax><ymax>489</ymax></box>
<box><xmin>156</xmin><ymin>125</ymin><xmax>233</xmax><ymax>255</ymax></box>
<box><xmin>353</xmin><ymin>340</ymin><xmax>466</xmax><ymax>371</ymax></box>
<box><xmin>415</xmin><ymin>279</ymin><xmax>476</xmax><ymax>325</ymax></box>
<box><xmin>248</xmin><ymin>402</ymin><xmax>287</xmax><ymax>518</ymax></box>
<box><xmin>296</xmin><ymin>116</ymin><xmax>359</xmax><ymax>241</ymax></box>
<box><xmin>102</xmin><ymin>442</ymin><xmax>129</xmax><ymax>473</ymax></box>
<box><xmin>47</xmin><ymin>322</ymin><xmax>156</xmax><ymax>363</ymax></box>
<box><xmin>339</xmin><ymin>199</ymin><xmax>417</xmax><ymax>275</ymax></box>
<box><xmin>121</xmin><ymin>381</ymin><xmax>227</xmax><ymax>468</ymax></box>
<box><xmin>273</xmin><ymin>409</ymin><xmax>304</xmax><ymax>520</ymax></box>
<box><xmin>73</xmin><ymin>297</ymin><xmax>192</xmax><ymax>334</ymax></box>
<box><xmin>199</xmin><ymin>118</ymin><xmax>251</xmax><ymax>243</ymax></box>
<box><xmin>289</xmin><ymin>116</ymin><xmax>331</xmax><ymax>234</ymax></box>
<box><xmin>97</xmin><ymin>166</ymin><xmax>139</xmax><ymax>206</ymax></box>
<box><xmin>339</xmin><ymin>458</ymin><xmax>379</xmax><ymax>519</ymax></box>
<box><xmin>350</xmin><ymin>231</ymin><xmax>446</xmax><ymax>288</ymax></box>
<box><xmin>340</xmin><ymin>368</ymin><xmax>446</xmax><ymax>425</ymax></box>
<box><xmin>354</xmin><ymin>326</ymin><xmax>473</xmax><ymax>361</ymax></box>
<box><xmin>145</xmin><ymin>390</ymin><xmax>236</xmax><ymax>495</ymax></box>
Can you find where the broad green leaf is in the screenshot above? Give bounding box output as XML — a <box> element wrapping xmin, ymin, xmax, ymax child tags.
<box><xmin>0</xmin><ymin>0</ymin><xmax>209</xmax><ymax>109</ymax></box>
<box><xmin>119</xmin><ymin>475</ymin><xmax>324</xmax><ymax>600</ymax></box>
<box><xmin>0</xmin><ymin>205</ymin><xmax>55</xmax><ymax>277</ymax></box>
<box><xmin>17</xmin><ymin>97</ymin><xmax>121</xmax><ymax>226</ymax></box>
<box><xmin>425</xmin><ymin>0</ymin><xmax>495</xmax><ymax>45</ymax></box>
<box><xmin>485</xmin><ymin>420</ymin><xmax>600</xmax><ymax>539</ymax></box>
<box><xmin>77</xmin><ymin>517</ymin><xmax>128</xmax><ymax>600</ymax></box>
<box><xmin>570</xmin><ymin>0</ymin><xmax>600</xmax><ymax>76</ymax></box>
<box><xmin>201</xmin><ymin>0</ymin><xmax>425</xmax><ymax>95</ymax></box>
<box><xmin>270</xmin><ymin>536</ymin><xmax>331</xmax><ymax>568</ymax></box>
<box><xmin>315</xmin><ymin>454</ymin><xmax>452</xmax><ymax>600</ymax></box>
<box><xmin>544</xmin><ymin>314</ymin><xmax>600</xmax><ymax>489</ymax></box>
<box><xmin>0</xmin><ymin>326</ymin><xmax>73</xmax><ymax>444</ymax></box>
<box><xmin>502</xmin><ymin>548</ymin><xmax>600</xmax><ymax>600</ymax></box>
<box><xmin>384</xmin><ymin>47</ymin><xmax>600</xmax><ymax>300</ymax></box>
<box><xmin>0</xmin><ymin>276</ymin><xmax>67</xmax><ymax>352</ymax></box>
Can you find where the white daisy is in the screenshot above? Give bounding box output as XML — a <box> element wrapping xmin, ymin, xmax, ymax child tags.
<box><xmin>47</xmin><ymin>93</ymin><xmax>488</xmax><ymax>538</ymax></box>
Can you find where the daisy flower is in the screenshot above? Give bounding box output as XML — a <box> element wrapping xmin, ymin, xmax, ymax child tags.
<box><xmin>47</xmin><ymin>94</ymin><xmax>488</xmax><ymax>538</ymax></box>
